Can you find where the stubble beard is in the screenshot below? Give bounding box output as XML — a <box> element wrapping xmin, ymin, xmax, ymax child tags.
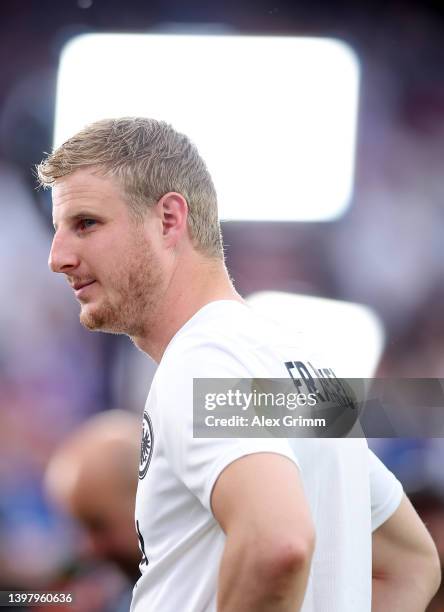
<box><xmin>79</xmin><ymin>235</ymin><xmax>163</xmax><ymax>337</ymax></box>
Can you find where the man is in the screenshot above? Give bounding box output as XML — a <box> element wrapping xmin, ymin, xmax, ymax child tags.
<box><xmin>44</xmin><ymin>409</ymin><xmax>141</xmax><ymax>585</ymax></box>
<box><xmin>38</xmin><ymin>117</ymin><xmax>440</xmax><ymax>611</ymax></box>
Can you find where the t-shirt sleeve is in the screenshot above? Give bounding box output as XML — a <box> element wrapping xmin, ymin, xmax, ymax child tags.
<box><xmin>158</xmin><ymin>344</ymin><xmax>300</xmax><ymax>513</ymax></box>
<box><xmin>368</xmin><ymin>448</ymin><xmax>404</xmax><ymax>531</ymax></box>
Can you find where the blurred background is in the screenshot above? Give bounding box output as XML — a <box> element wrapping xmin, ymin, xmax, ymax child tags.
<box><xmin>1</xmin><ymin>0</ymin><xmax>444</xmax><ymax>610</ymax></box>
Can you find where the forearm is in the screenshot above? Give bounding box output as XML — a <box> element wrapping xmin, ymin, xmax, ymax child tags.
<box><xmin>371</xmin><ymin>494</ymin><xmax>441</xmax><ymax>612</ymax></box>
<box><xmin>372</xmin><ymin>566</ymin><xmax>441</xmax><ymax>612</ymax></box>
<box><xmin>217</xmin><ymin>536</ymin><xmax>312</xmax><ymax>612</ymax></box>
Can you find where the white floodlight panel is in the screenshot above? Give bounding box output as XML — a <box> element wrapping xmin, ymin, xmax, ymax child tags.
<box><xmin>247</xmin><ymin>291</ymin><xmax>385</xmax><ymax>378</ymax></box>
<box><xmin>54</xmin><ymin>33</ymin><xmax>360</xmax><ymax>221</ymax></box>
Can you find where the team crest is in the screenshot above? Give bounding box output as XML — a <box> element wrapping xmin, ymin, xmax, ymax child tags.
<box><xmin>139</xmin><ymin>411</ymin><xmax>154</xmax><ymax>480</ymax></box>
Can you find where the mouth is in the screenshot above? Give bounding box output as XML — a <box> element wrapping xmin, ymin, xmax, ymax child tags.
<box><xmin>73</xmin><ymin>280</ymin><xmax>96</xmax><ymax>299</ymax></box>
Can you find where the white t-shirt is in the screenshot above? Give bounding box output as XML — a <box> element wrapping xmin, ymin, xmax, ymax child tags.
<box><xmin>131</xmin><ymin>300</ymin><xmax>403</xmax><ymax>612</ymax></box>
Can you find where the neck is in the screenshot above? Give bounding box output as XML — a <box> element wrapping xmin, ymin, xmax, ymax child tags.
<box><xmin>131</xmin><ymin>254</ymin><xmax>244</xmax><ymax>362</ymax></box>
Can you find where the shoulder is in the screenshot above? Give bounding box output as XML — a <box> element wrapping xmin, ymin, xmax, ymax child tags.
<box><xmin>157</xmin><ymin>302</ymin><xmax>266</xmax><ymax>379</ymax></box>
<box><xmin>156</xmin><ymin>338</ymin><xmax>254</xmax><ymax>391</ymax></box>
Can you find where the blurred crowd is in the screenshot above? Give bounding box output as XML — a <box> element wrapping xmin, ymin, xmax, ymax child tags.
<box><xmin>1</xmin><ymin>1</ymin><xmax>444</xmax><ymax>610</ymax></box>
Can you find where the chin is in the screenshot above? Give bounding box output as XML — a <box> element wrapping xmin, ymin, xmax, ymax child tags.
<box><xmin>80</xmin><ymin>305</ymin><xmax>130</xmax><ymax>335</ymax></box>
<box><xmin>80</xmin><ymin>305</ymin><xmax>111</xmax><ymax>332</ymax></box>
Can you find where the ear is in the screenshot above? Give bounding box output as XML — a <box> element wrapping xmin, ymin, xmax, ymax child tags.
<box><xmin>155</xmin><ymin>192</ymin><xmax>189</xmax><ymax>248</ymax></box>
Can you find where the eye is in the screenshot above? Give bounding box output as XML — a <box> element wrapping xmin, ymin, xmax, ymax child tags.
<box><xmin>78</xmin><ymin>218</ymin><xmax>97</xmax><ymax>231</ymax></box>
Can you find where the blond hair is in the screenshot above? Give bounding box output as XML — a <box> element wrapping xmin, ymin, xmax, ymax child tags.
<box><xmin>37</xmin><ymin>117</ymin><xmax>223</xmax><ymax>258</ymax></box>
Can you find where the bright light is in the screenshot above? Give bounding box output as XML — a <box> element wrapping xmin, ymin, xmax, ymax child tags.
<box><xmin>247</xmin><ymin>291</ymin><xmax>385</xmax><ymax>377</ymax></box>
<box><xmin>54</xmin><ymin>33</ymin><xmax>360</xmax><ymax>221</ymax></box>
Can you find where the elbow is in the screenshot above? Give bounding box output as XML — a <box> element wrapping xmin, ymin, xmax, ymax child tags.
<box><xmin>408</xmin><ymin>543</ymin><xmax>441</xmax><ymax>600</ymax></box>
<box><xmin>258</xmin><ymin>528</ymin><xmax>316</xmax><ymax>585</ymax></box>
<box><xmin>428</xmin><ymin>548</ymin><xmax>442</xmax><ymax>598</ymax></box>
<box><xmin>418</xmin><ymin>536</ymin><xmax>442</xmax><ymax>597</ymax></box>
<box><xmin>280</xmin><ymin>532</ymin><xmax>316</xmax><ymax>573</ymax></box>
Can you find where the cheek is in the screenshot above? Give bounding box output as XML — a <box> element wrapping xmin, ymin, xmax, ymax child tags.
<box><xmin>93</xmin><ymin>230</ymin><xmax>158</xmax><ymax>290</ymax></box>
<box><xmin>94</xmin><ymin>243</ymin><xmax>134</xmax><ymax>281</ymax></box>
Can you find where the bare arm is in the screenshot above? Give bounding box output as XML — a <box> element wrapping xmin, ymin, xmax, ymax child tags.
<box><xmin>372</xmin><ymin>493</ymin><xmax>441</xmax><ymax>612</ymax></box>
<box><xmin>211</xmin><ymin>452</ymin><xmax>315</xmax><ymax>612</ymax></box>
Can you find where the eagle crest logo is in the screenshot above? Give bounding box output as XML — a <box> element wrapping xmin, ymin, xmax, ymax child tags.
<box><xmin>139</xmin><ymin>411</ymin><xmax>154</xmax><ymax>480</ymax></box>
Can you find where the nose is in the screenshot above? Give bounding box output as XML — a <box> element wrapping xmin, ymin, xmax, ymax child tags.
<box><xmin>48</xmin><ymin>230</ymin><xmax>80</xmax><ymax>273</ymax></box>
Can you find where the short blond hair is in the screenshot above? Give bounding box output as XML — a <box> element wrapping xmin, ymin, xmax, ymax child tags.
<box><xmin>37</xmin><ymin>117</ymin><xmax>223</xmax><ymax>258</ymax></box>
